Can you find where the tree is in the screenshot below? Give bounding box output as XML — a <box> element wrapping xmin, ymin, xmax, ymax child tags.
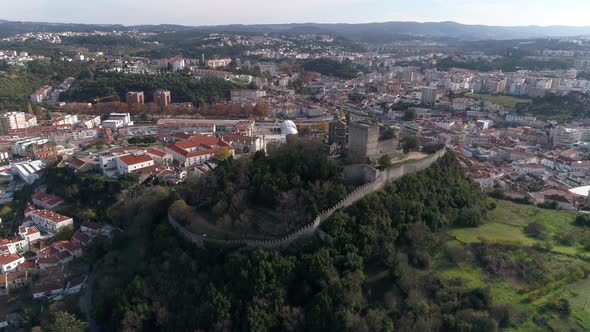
<box><xmin>401</xmin><ymin>136</ymin><xmax>419</xmax><ymax>153</ymax></box>
<box><xmin>50</xmin><ymin>311</ymin><xmax>88</xmax><ymax>332</ymax></box>
<box><xmin>402</xmin><ymin>109</ymin><xmax>417</xmax><ymax>121</ymax></box>
<box><xmin>378</xmin><ymin>154</ymin><xmax>392</xmax><ymax>169</ymax></box>
<box><xmin>214</xmin><ymin>147</ymin><xmax>232</xmax><ymax>160</ymax></box>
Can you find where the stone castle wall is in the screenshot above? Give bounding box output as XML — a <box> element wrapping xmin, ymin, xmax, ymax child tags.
<box><xmin>169</xmin><ymin>149</ymin><xmax>447</xmax><ymax>250</ymax></box>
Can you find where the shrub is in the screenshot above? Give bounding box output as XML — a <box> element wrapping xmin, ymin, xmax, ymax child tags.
<box><xmin>574</xmin><ymin>214</ymin><xmax>590</xmax><ymax>227</ymax></box>
<box><xmin>524</xmin><ymin>222</ymin><xmax>549</xmax><ymax>240</ymax></box>
<box><xmin>542</xmin><ymin>298</ymin><xmax>571</xmax><ymax>316</ymax></box>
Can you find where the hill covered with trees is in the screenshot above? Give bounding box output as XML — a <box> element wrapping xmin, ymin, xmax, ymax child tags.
<box><xmin>302</xmin><ymin>58</ymin><xmax>362</xmax><ymax>79</ymax></box>
<box><xmin>60</xmin><ymin>71</ymin><xmax>238</xmax><ymax>107</ymax></box>
<box><xmin>90</xmin><ymin>151</ymin><xmax>531</xmax><ymax>332</ymax></box>
<box><xmin>174</xmin><ymin>141</ymin><xmax>347</xmax><ymax>236</ymax></box>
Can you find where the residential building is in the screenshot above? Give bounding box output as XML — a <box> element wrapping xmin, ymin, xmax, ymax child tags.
<box><xmin>116</xmin><ymin>154</ymin><xmax>155</xmax><ymax>174</ymax></box>
<box><xmin>552</xmin><ymin>126</ymin><xmax>582</xmax><ymax>149</ymax></box>
<box><xmin>126</xmin><ymin>91</ymin><xmax>145</xmax><ymax>105</ymax></box>
<box><xmin>0</xmin><ymin>254</ymin><xmax>25</xmax><ymax>273</ymax></box>
<box><xmin>12</xmin><ymin>137</ymin><xmax>49</xmax><ymax>156</ymax></box>
<box><xmin>230</xmin><ymin>89</ymin><xmax>266</xmax><ymax>102</ymax></box>
<box><xmin>421</xmin><ymin>87</ymin><xmax>438</xmax><ymax>105</ymax></box>
<box><xmin>0</xmin><ymin>111</ymin><xmax>28</xmax><ymax>134</ymax></box>
<box><xmin>31</xmin><ymin>210</ymin><xmax>73</xmax><ymax>233</ymax></box>
<box><xmin>207</xmin><ymin>58</ymin><xmax>232</xmax><ymax>68</ymax></box>
<box><xmin>154</xmin><ymin>90</ymin><xmax>171</xmax><ymax>108</ymax></box>
<box><xmin>31</xmin><ymin>192</ymin><xmax>64</xmax><ymax>210</ymax></box>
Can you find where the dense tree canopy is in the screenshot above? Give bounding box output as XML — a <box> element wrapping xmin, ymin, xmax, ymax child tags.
<box><xmin>303</xmin><ymin>58</ymin><xmax>362</xmax><ymax>79</ymax></box>
<box><xmin>515</xmin><ymin>91</ymin><xmax>590</xmax><ymax>121</ymax></box>
<box><xmin>60</xmin><ymin>71</ymin><xmax>238</xmax><ymax>107</ymax></box>
<box><xmin>177</xmin><ymin>141</ymin><xmax>346</xmax><ymax>230</ymax></box>
<box><xmin>91</xmin><ymin>152</ymin><xmax>508</xmax><ymax>332</ymax></box>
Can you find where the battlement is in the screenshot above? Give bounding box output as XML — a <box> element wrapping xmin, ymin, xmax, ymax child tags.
<box><xmin>168</xmin><ymin>149</ymin><xmax>447</xmax><ymax>250</ymax></box>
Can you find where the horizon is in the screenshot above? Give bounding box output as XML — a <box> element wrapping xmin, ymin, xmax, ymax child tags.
<box><xmin>3</xmin><ymin>0</ymin><xmax>590</xmax><ymax>27</ymax></box>
<box><xmin>2</xmin><ymin>18</ymin><xmax>590</xmax><ymax>29</ymax></box>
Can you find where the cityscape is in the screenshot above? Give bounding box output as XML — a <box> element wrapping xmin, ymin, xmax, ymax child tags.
<box><xmin>1</xmin><ymin>1</ymin><xmax>590</xmax><ymax>331</ymax></box>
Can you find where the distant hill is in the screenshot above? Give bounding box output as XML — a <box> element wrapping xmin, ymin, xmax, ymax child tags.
<box><xmin>1</xmin><ymin>19</ymin><xmax>590</xmax><ymax>41</ymax></box>
<box><xmin>200</xmin><ymin>22</ymin><xmax>590</xmax><ymax>41</ymax></box>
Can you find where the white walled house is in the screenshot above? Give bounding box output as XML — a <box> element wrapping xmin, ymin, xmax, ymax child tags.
<box><xmin>18</xmin><ymin>226</ymin><xmax>41</xmax><ymax>243</ymax></box>
<box><xmin>0</xmin><ymin>238</ymin><xmax>29</xmax><ymax>255</ymax></box>
<box><xmin>31</xmin><ymin>210</ymin><xmax>73</xmax><ymax>233</ymax></box>
<box><xmin>0</xmin><ymin>254</ymin><xmax>25</xmax><ymax>273</ymax></box>
<box><xmin>116</xmin><ymin>154</ymin><xmax>155</xmax><ymax>174</ymax></box>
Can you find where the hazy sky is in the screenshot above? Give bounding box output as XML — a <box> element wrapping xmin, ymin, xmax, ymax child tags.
<box><xmin>3</xmin><ymin>0</ymin><xmax>590</xmax><ymax>26</ymax></box>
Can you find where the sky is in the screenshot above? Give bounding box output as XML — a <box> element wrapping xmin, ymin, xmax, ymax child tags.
<box><xmin>2</xmin><ymin>0</ymin><xmax>590</xmax><ymax>27</ymax></box>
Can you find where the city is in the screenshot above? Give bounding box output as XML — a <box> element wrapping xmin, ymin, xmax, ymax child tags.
<box><xmin>0</xmin><ymin>1</ymin><xmax>590</xmax><ymax>331</ymax></box>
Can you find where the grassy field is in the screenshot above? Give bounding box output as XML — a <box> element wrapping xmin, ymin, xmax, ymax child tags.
<box><xmin>439</xmin><ymin>200</ymin><xmax>590</xmax><ymax>331</ymax></box>
<box><xmin>450</xmin><ymin>200</ymin><xmax>590</xmax><ymax>257</ymax></box>
<box><xmin>465</xmin><ymin>92</ymin><xmax>531</xmax><ymax>109</ymax></box>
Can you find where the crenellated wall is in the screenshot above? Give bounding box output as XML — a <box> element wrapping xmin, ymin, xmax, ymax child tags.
<box><xmin>169</xmin><ymin>149</ymin><xmax>447</xmax><ymax>250</ymax></box>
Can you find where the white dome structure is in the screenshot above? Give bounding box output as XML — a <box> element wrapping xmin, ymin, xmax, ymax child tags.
<box><xmin>280</xmin><ymin>120</ymin><xmax>298</xmax><ymax>135</ymax></box>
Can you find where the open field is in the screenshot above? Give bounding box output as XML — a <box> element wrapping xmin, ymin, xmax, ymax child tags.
<box><xmin>450</xmin><ymin>199</ymin><xmax>590</xmax><ymax>257</ymax></box>
<box><xmin>465</xmin><ymin>92</ymin><xmax>531</xmax><ymax>109</ymax></box>
<box><xmin>439</xmin><ymin>200</ymin><xmax>590</xmax><ymax>331</ymax></box>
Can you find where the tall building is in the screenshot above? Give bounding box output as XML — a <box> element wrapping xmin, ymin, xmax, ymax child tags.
<box><xmin>348</xmin><ymin>122</ymin><xmax>379</xmax><ymax>160</ymax></box>
<box><xmin>551</xmin><ymin>77</ymin><xmax>561</xmax><ymax>90</ymax></box>
<box><xmin>421</xmin><ymin>87</ymin><xmax>438</xmax><ymax>105</ymax></box>
<box><xmin>154</xmin><ymin>90</ymin><xmax>171</xmax><ymax>108</ymax></box>
<box><xmin>551</xmin><ymin>126</ymin><xmax>582</xmax><ymax>149</ymax></box>
<box><xmin>0</xmin><ymin>112</ymin><xmax>28</xmax><ymax>135</ymax></box>
<box><xmin>126</xmin><ymin>91</ymin><xmax>145</xmax><ymax>105</ymax></box>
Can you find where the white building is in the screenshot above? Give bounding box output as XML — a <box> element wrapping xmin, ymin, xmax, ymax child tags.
<box><xmin>116</xmin><ymin>154</ymin><xmax>154</xmax><ymax>174</ymax></box>
<box><xmin>0</xmin><ymin>111</ymin><xmax>28</xmax><ymax>135</ymax></box>
<box><xmin>80</xmin><ymin>115</ymin><xmax>102</xmax><ymax>129</ymax></box>
<box><xmin>12</xmin><ymin>160</ymin><xmax>44</xmax><ymax>185</ymax></box>
<box><xmin>12</xmin><ymin>137</ymin><xmax>49</xmax><ymax>156</ymax></box>
<box><xmin>31</xmin><ymin>210</ymin><xmax>73</xmax><ymax>233</ymax></box>
<box><xmin>0</xmin><ymin>254</ymin><xmax>25</xmax><ymax>273</ymax></box>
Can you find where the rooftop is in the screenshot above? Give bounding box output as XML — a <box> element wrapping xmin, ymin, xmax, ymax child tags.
<box><xmin>32</xmin><ymin>210</ymin><xmax>72</xmax><ymax>223</ymax></box>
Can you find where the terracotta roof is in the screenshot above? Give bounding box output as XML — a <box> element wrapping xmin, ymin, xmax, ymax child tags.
<box><xmin>72</xmin><ymin>232</ymin><xmax>91</xmax><ymax>244</ymax></box>
<box><xmin>32</xmin><ymin>191</ymin><xmax>64</xmax><ymax>207</ymax></box>
<box><xmin>0</xmin><ymin>254</ymin><xmax>22</xmax><ymax>266</ymax></box>
<box><xmin>118</xmin><ymin>154</ymin><xmax>153</xmax><ymax>166</ymax></box>
<box><xmin>32</xmin><ymin>210</ymin><xmax>72</xmax><ymax>223</ymax></box>
<box><xmin>166</xmin><ymin>135</ymin><xmax>232</xmax><ymax>158</ymax></box>
<box><xmin>81</xmin><ymin>221</ymin><xmax>102</xmax><ymax>231</ymax></box>
<box><xmin>36</xmin><ymin>255</ymin><xmax>59</xmax><ymax>265</ymax></box>
<box><xmin>146</xmin><ymin>148</ymin><xmax>168</xmax><ymax>158</ymax></box>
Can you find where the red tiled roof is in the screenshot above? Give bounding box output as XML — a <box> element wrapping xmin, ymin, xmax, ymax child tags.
<box><xmin>32</xmin><ymin>210</ymin><xmax>72</xmax><ymax>223</ymax></box>
<box><xmin>118</xmin><ymin>154</ymin><xmax>153</xmax><ymax>166</ymax></box>
<box><xmin>81</xmin><ymin>221</ymin><xmax>102</xmax><ymax>231</ymax></box>
<box><xmin>166</xmin><ymin>135</ymin><xmax>232</xmax><ymax>158</ymax></box>
<box><xmin>36</xmin><ymin>255</ymin><xmax>59</xmax><ymax>265</ymax></box>
<box><xmin>72</xmin><ymin>232</ymin><xmax>91</xmax><ymax>244</ymax></box>
<box><xmin>32</xmin><ymin>191</ymin><xmax>64</xmax><ymax>207</ymax></box>
<box><xmin>146</xmin><ymin>148</ymin><xmax>167</xmax><ymax>158</ymax></box>
<box><xmin>0</xmin><ymin>254</ymin><xmax>22</xmax><ymax>265</ymax></box>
